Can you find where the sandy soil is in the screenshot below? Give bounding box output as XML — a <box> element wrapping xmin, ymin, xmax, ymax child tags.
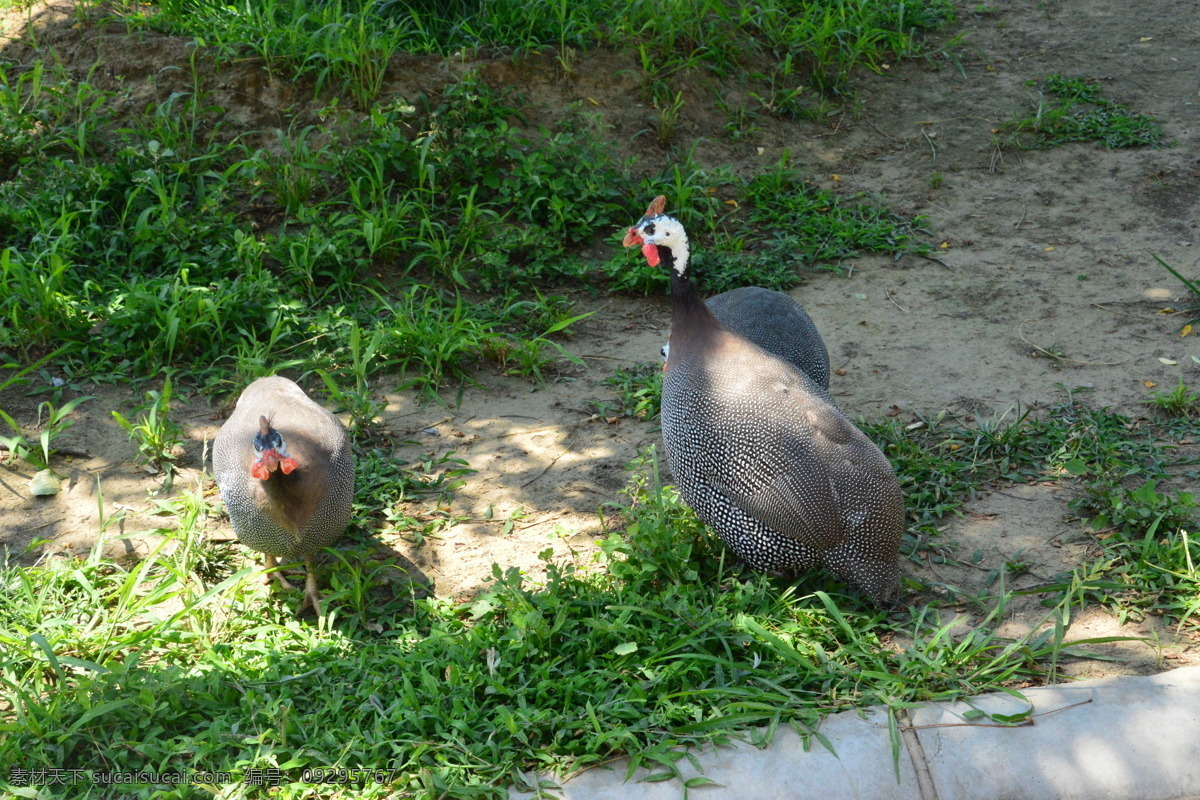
<box><xmin>2</xmin><ymin>0</ymin><xmax>1198</xmax><ymax>673</ymax></box>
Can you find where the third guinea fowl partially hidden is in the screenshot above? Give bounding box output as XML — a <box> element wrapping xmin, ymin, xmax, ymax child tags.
<box><xmin>624</xmin><ymin>195</ymin><xmax>904</xmax><ymax>605</ymax></box>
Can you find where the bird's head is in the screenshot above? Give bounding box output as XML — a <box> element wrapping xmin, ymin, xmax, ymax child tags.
<box><xmin>250</xmin><ymin>415</ymin><xmax>298</xmax><ymax>481</ymax></box>
<box><xmin>623</xmin><ymin>195</ymin><xmax>690</xmax><ymax>276</ymax></box>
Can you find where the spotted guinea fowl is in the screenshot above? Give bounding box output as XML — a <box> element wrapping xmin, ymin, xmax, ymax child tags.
<box><xmin>661</xmin><ymin>287</ymin><xmax>830</xmax><ymax>390</ymax></box>
<box><xmin>212</xmin><ymin>376</ymin><xmax>354</xmax><ymax>614</ymax></box>
<box><xmin>624</xmin><ymin>196</ymin><xmax>903</xmax><ymax>605</ymax></box>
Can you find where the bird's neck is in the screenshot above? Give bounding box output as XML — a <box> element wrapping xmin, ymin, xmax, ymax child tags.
<box><xmin>667</xmin><ymin>248</ymin><xmax>719</xmax><ymax>360</ymax></box>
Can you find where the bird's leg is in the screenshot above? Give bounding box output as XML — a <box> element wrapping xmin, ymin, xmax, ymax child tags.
<box><xmin>263</xmin><ymin>553</ymin><xmax>297</xmax><ymax>590</ymax></box>
<box><xmin>298</xmin><ymin>555</ymin><xmax>324</xmax><ymax>617</ymax></box>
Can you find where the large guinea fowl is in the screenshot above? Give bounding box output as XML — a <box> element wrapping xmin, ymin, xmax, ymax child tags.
<box><xmin>662</xmin><ymin>286</ymin><xmax>830</xmax><ymax>391</ymax></box>
<box><xmin>624</xmin><ymin>196</ymin><xmax>903</xmax><ymax>605</ymax></box>
<box><xmin>213</xmin><ymin>376</ymin><xmax>355</xmax><ymax>614</ymax></box>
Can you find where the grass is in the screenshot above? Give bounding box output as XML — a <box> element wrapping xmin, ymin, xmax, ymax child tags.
<box><xmin>132</xmin><ymin>0</ymin><xmax>955</xmax><ymax>102</ymax></box>
<box><xmin>1003</xmin><ymin>74</ymin><xmax>1163</xmax><ymax>149</ymax></box>
<box><xmin>0</xmin><ymin>443</ymin><xmax>1127</xmax><ymax>799</ymax></box>
<box><xmin>1153</xmin><ymin>253</ymin><xmax>1200</xmax><ymax>328</ymax></box>
<box><xmin>605</xmin><ymin>151</ymin><xmax>930</xmax><ymax>295</ymax></box>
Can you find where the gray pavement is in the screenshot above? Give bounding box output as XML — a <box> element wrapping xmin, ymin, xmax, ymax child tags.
<box><xmin>510</xmin><ymin>666</ymin><xmax>1200</xmax><ymax>800</ymax></box>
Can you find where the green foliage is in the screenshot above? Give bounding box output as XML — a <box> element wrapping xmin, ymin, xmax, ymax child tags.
<box><xmin>1148</xmin><ymin>379</ymin><xmax>1200</xmax><ymax>419</ymax></box>
<box><xmin>863</xmin><ymin>398</ymin><xmax>1200</xmax><ymax>632</ymax></box>
<box><xmin>1152</xmin><ymin>253</ymin><xmax>1200</xmax><ymax>328</ymax></box>
<box><xmin>607</xmin><ymin>152</ymin><xmax>929</xmax><ymax>295</ymax></box>
<box><xmin>139</xmin><ymin>0</ymin><xmax>955</xmax><ymax>97</ymax></box>
<box><xmin>602</xmin><ymin>363</ymin><xmax>664</xmax><ymax>421</ymax></box>
<box><xmin>2</xmin><ymin>449</ymin><xmax>1108</xmax><ymax>799</ymax></box>
<box><xmin>352</xmin><ymin>447</ymin><xmax>474</xmax><ymax>543</ymax></box>
<box><xmin>0</xmin><ymin>395</ymin><xmax>92</xmax><ymax>471</ymax></box>
<box><xmin>1003</xmin><ymin>75</ymin><xmax>1163</xmax><ymax>149</ymax></box>
<box><xmin>111</xmin><ymin>377</ymin><xmax>186</xmax><ymax>471</ymax></box>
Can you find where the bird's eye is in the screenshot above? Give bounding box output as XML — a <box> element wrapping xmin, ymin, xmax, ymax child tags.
<box><xmin>644</xmin><ymin>222</ymin><xmax>656</xmax><ymax>236</ymax></box>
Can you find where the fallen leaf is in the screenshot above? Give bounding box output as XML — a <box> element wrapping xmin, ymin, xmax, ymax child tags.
<box><xmin>831</xmin><ymin>174</ymin><xmax>841</xmax><ymax>181</ymax></box>
<box><xmin>833</xmin><ymin>368</ymin><xmax>847</xmax><ymax>376</ymax></box>
<box><xmin>1144</xmin><ymin>380</ymin><xmax>1157</xmax><ymax>388</ymax></box>
<box><xmin>1160</xmin><ymin>308</ymin><xmax>1176</xmax><ymax>314</ymax></box>
<box><xmin>1159</xmin><ymin>357</ymin><xmax>1178</xmax><ymax>365</ymax></box>
<box><xmin>724</xmin><ymin>199</ymin><xmax>739</xmax><ymax>208</ymax></box>
<box><xmin>1182</xmin><ymin>324</ymin><xmax>1193</xmax><ymax>337</ymax></box>
<box><xmin>1043</xmin><ymin>246</ymin><xmax>1055</xmax><ymax>251</ymax></box>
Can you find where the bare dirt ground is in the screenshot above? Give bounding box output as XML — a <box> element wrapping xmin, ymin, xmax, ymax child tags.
<box><xmin>2</xmin><ymin>0</ymin><xmax>1199</xmax><ymax>675</ymax></box>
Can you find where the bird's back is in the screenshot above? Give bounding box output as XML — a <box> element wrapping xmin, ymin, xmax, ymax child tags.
<box><xmin>706</xmin><ymin>287</ymin><xmax>831</xmax><ymax>389</ymax></box>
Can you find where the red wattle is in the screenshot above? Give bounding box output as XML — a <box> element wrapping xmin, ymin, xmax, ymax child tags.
<box><xmin>279</xmin><ymin>457</ymin><xmax>298</xmax><ymax>475</ymax></box>
<box><xmin>641</xmin><ymin>242</ymin><xmax>660</xmax><ymax>267</ymax></box>
<box><xmin>250</xmin><ymin>460</ymin><xmax>270</xmax><ymax>481</ymax></box>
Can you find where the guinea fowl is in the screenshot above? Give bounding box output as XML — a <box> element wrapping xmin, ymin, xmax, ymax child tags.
<box><xmin>213</xmin><ymin>376</ymin><xmax>355</xmax><ymax>614</ymax></box>
<box><xmin>624</xmin><ymin>196</ymin><xmax>904</xmax><ymax>605</ymax></box>
<box><xmin>662</xmin><ymin>286</ymin><xmax>830</xmax><ymax>390</ymax></box>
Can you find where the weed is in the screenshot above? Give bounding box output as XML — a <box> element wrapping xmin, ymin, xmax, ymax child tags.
<box><xmin>111</xmin><ymin>377</ymin><xmax>185</xmax><ymax>473</ymax></box>
<box><xmin>379</xmin><ymin>286</ymin><xmax>491</xmax><ymax>397</ymax></box>
<box><xmin>602</xmin><ymin>363</ymin><xmax>663</xmax><ymax>421</ymax></box>
<box><xmin>1152</xmin><ymin>253</ymin><xmax>1200</xmax><ymax>328</ymax></box>
<box><xmin>654</xmin><ymin>88</ymin><xmax>686</xmax><ymax>149</ymax></box>
<box><xmin>1148</xmin><ymin>380</ymin><xmax>1200</xmax><ymax>419</ymax></box>
<box><xmin>318</xmin><ymin>321</ymin><xmax>393</xmax><ymax>433</ymax></box>
<box><xmin>351</xmin><ymin>446</ymin><xmax>474</xmax><ymax>545</ymax></box>
<box><xmin>1004</xmin><ymin>75</ymin><xmax>1162</xmax><ymax>149</ymax></box>
<box><xmin>0</xmin><ymin>395</ymin><xmax>92</xmax><ymax>471</ymax></box>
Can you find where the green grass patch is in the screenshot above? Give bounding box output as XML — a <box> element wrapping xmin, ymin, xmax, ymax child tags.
<box><xmin>1003</xmin><ymin>74</ymin><xmax>1163</xmax><ymax>149</ymax></box>
<box><xmin>606</xmin><ymin>152</ymin><xmax>929</xmax><ymax>295</ymax></box>
<box><xmin>2</xmin><ymin>449</ymin><xmax>1111</xmax><ymax>799</ymax></box>
<box><xmin>0</xmin><ymin>55</ymin><xmax>928</xmax><ymax>393</ymax></box>
<box><xmin>134</xmin><ymin>0</ymin><xmax>955</xmax><ymax>102</ymax></box>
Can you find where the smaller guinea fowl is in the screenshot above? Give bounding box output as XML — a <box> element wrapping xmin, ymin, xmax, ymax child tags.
<box><xmin>625</xmin><ymin>196</ymin><xmax>904</xmax><ymax>605</ymax></box>
<box><xmin>213</xmin><ymin>376</ymin><xmax>354</xmax><ymax>614</ymax></box>
<box><xmin>662</xmin><ymin>287</ymin><xmax>830</xmax><ymax>390</ymax></box>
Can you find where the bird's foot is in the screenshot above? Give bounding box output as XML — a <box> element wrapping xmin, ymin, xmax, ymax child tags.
<box><xmin>263</xmin><ymin>554</ymin><xmax>298</xmax><ymax>590</ymax></box>
<box><xmin>296</xmin><ymin>558</ymin><xmax>324</xmax><ymax>617</ymax></box>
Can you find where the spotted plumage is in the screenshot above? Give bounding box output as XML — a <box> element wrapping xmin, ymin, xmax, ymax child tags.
<box><xmin>625</xmin><ymin>196</ymin><xmax>903</xmax><ymax>605</ymax></box>
<box><xmin>212</xmin><ymin>376</ymin><xmax>354</xmax><ymax>613</ymax></box>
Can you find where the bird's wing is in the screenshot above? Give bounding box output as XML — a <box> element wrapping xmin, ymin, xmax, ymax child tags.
<box><xmin>704</xmin><ymin>379</ymin><xmax>852</xmax><ymax>551</ymax></box>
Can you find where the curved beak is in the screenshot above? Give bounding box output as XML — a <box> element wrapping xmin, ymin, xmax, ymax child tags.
<box><xmin>622</xmin><ymin>225</ymin><xmax>644</xmax><ymax>248</ymax></box>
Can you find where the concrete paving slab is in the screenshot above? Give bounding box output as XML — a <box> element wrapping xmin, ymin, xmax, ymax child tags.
<box><xmin>508</xmin><ymin>666</ymin><xmax>1200</xmax><ymax>800</ymax></box>
<box><xmin>510</xmin><ymin>704</ymin><xmax>920</xmax><ymax>800</ymax></box>
<box><xmin>912</xmin><ymin>667</ymin><xmax>1200</xmax><ymax>800</ymax></box>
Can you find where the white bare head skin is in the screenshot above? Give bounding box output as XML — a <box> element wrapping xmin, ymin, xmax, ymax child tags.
<box><xmin>622</xmin><ymin>195</ymin><xmax>691</xmax><ymax>277</ymax></box>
